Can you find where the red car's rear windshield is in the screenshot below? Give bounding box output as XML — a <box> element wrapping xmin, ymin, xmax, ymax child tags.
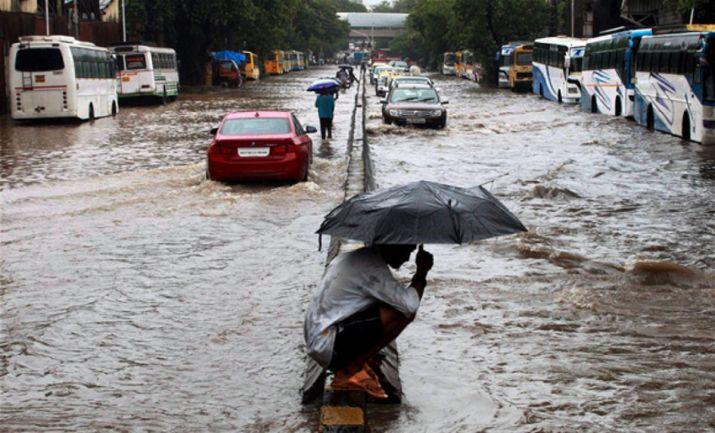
<box><xmin>220</xmin><ymin>118</ymin><xmax>291</xmax><ymax>136</ymax></box>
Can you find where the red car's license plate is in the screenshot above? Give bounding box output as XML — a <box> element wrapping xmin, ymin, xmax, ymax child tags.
<box><xmin>238</xmin><ymin>148</ymin><xmax>270</xmax><ymax>157</ymax></box>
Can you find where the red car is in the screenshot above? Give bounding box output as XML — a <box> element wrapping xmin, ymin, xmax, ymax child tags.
<box><xmin>207</xmin><ymin>111</ymin><xmax>317</xmax><ymax>182</ymax></box>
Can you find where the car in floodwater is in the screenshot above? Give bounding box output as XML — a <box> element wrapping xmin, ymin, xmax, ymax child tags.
<box><xmin>375</xmin><ymin>67</ymin><xmax>401</xmax><ymax>97</ymax></box>
<box><xmin>206</xmin><ymin>111</ymin><xmax>317</xmax><ymax>182</ymax></box>
<box><xmin>389</xmin><ymin>75</ymin><xmax>434</xmax><ymax>91</ymax></box>
<box><xmin>381</xmin><ymin>84</ymin><xmax>448</xmax><ymax>128</ymax></box>
<box><xmin>388</xmin><ymin>60</ymin><xmax>409</xmax><ymax>72</ymax></box>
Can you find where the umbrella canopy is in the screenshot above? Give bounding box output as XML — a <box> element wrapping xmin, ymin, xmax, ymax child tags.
<box><xmin>307</xmin><ymin>78</ymin><xmax>340</xmax><ymax>92</ymax></box>
<box><xmin>317</xmin><ymin>180</ymin><xmax>527</xmax><ymax>245</ymax></box>
<box><xmin>212</xmin><ymin>50</ymin><xmax>246</xmax><ymax>64</ymax></box>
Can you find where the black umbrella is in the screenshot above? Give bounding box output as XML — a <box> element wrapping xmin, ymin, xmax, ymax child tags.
<box><xmin>317</xmin><ymin>180</ymin><xmax>527</xmax><ymax>246</ymax></box>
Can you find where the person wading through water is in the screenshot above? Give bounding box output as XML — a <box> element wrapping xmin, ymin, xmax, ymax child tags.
<box><xmin>315</xmin><ymin>90</ymin><xmax>338</xmax><ymax>140</ymax></box>
<box><xmin>304</xmin><ymin>244</ymin><xmax>434</xmax><ymax>398</ymax></box>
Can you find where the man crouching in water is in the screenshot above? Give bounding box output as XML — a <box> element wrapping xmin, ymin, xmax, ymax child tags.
<box><xmin>304</xmin><ymin>244</ymin><xmax>433</xmax><ymax>399</ymax></box>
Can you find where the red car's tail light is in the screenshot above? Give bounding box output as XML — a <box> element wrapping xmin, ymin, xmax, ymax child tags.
<box><xmin>271</xmin><ymin>144</ymin><xmax>287</xmax><ymax>155</ymax></box>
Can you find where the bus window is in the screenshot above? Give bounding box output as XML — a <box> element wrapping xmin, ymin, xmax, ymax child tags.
<box><xmin>15</xmin><ymin>48</ymin><xmax>64</xmax><ymax>71</ymax></box>
<box><xmin>516</xmin><ymin>51</ymin><xmax>532</xmax><ymax>65</ymax></box>
<box><xmin>125</xmin><ymin>54</ymin><xmax>146</xmax><ymax>70</ymax></box>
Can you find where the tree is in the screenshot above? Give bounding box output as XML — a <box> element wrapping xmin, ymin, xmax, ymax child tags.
<box><xmin>392</xmin><ymin>0</ymin><xmax>548</xmax><ymax>77</ymax></box>
<box><xmin>125</xmin><ymin>0</ymin><xmax>351</xmax><ymax>85</ymax></box>
<box><xmin>333</xmin><ymin>0</ymin><xmax>368</xmax><ymax>12</ymax></box>
<box><xmin>372</xmin><ymin>1</ymin><xmax>394</xmax><ymax>12</ymax></box>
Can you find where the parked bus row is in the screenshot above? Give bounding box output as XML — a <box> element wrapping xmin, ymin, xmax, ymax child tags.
<box><xmin>6</xmin><ymin>35</ymin><xmax>314</xmax><ymax>122</ymax></box>
<box><xmin>264</xmin><ymin>50</ymin><xmax>308</xmax><ymax>75</ymax></box>
<box><xmin>532</xmin><ymin>25</ymin><xmax>714</xmax><ymax>144</ymax></box>
<box><xmin>442</xmin><ymin>25</ymin><xmax>714</xmax><ymax>144</ymax></box>
<box><xmin>8</xmin><ymin>35</ymin><xmax>179</xmax><ymax>121</ymax></box>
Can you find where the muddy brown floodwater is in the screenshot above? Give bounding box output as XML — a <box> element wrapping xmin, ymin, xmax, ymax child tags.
<box><xmin>1</xmin><ymin>68</ymin><xmax>714</xmax><ymax>432</ymax></box>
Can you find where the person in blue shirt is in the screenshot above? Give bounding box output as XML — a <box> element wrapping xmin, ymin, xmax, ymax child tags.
<box><xmin>315</xmin><ymin>91</ymin><xmax>338</xmax><ymax>140</ymax></box>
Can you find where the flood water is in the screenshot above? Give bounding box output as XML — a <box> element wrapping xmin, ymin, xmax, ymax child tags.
<box><xmin>1</xmin><ymin>67</ymin><xmax>714</xmax><ymax>432</ymax></box>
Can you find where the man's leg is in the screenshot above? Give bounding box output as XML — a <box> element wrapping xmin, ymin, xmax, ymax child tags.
<box><xmin>319</xmin><ymin>118</ymin><xmax>327</xmax><ymax>139</ymax></box>
<box><xmin>327</xmin><ymin>118</ymin><xmax>333</xmax><ymax>139</ymax></box>
<box><xmin>337</xmin><ymin>305</ymin><xmax>411</xmax><ymax>377</ymax></box>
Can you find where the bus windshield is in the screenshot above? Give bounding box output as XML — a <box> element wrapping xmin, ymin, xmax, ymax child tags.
<box><xmin>125</xmin><ymin>54</ymin><xmax>146</xmax><ymax>70</ymax></box>
<box><xmin>444</xmin><ymin>54</ymin><xmax>455</xmax><ymax>65</ymax></box>
<box><xmin>15</xmin><ymin>48</ymin><xmax>64</xmax><ymax>71</ymax></box>
<box><xmin>517</xmin><ymin>52</ymin><xmax>532</xmax><ymax>65</ymax></box>
<box><xmin>220</xmin><ymin>118</ymin><xmax>291</xmax><ymax>135</ymax></box>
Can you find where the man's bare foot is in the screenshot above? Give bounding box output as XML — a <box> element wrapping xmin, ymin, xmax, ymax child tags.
<box><xmin>331</xmin><ymin>369</ymin><xmax>388</xmax><ymax>399</ymax></box>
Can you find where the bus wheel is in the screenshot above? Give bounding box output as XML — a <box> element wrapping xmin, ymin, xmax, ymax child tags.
<box><xmin>615</xmin><ymin>97</ymin><xmax>622</xmax><ymax>117</ymax></box>
<box><xmin>682</xmin><ymin>112</ymin><xmax>691</xmax><ymax>142</ymax></box>
<box><xmin>161</xmin><ymin>88</ymin><xmax>167</xmax><ymax>105</ymax></box>
<box><xmin>88</xmin><ymin>104</ymin><xmax>95</xmax><ymax>121</ymax></box>
<box><xmin>646</xmin><ymin>105</ymin><xmax>654</xmax><ymax>130</ymax></box>
<box><xmin>591</xmin><ymin>95</ymin><xmax>597</xmax><ymax>113</ymax></box>
<box><xmin>557</xmin><ymin>90</ymin><xmax>563</xmax><ymax>104</ymax></box>
<box><xmin>111</xmin><ymin>101</ymin><xmax>117</xmax><ymax>117</ymax></box>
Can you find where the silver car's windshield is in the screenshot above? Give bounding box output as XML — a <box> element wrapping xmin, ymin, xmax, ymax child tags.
<box><xmin>389</xmin><ymin>88</ymin><xmax>439</xmax><ymax>103</ymax></box>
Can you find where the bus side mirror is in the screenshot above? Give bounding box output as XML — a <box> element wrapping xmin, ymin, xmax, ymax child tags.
<box><xmin>441</xmin><ymin>100</ymin><xmax>449</xmax><ymax>105</ymax></box>
<box><xmin>210</xmin><ymin>127</ymin><xmax>218</xmax><ymax>135</ymax></box>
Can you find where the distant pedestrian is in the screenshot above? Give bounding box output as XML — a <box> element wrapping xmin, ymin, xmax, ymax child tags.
<box><xmin>315</xmin><ymin>91</ymin><xmax>337</xmax><ymax>140</ymax></box>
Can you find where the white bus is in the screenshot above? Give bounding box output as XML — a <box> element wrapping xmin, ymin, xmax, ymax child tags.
<box><xmin>111</xmin><ymin>44</ymin><xmax>179</xmax><ymax>103</ymax></box>
<box><xmin>633</xmin><ymin>29</ymin><xmax>715</xmax><ymax>144</ymax></box>
<box><xmin>9</xmin><ymin>35</ymin><xmax>118</xmax><ymax>121</ymax></box>
<box><xmin>580</xmin><ymin>29</ymin><xmax>652</xmax><ymax>117</ymax></box>
<box><xmin>532</xmin><ymin>36</ymin><xmax>586</xmax><ymax>103</ymax></box>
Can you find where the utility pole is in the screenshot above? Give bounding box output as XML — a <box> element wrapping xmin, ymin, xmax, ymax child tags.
<box><xmin>45</xmin><ymin>0</ymin><xmax>50</xmax><ymax>35</ymax></box>
<box><xmin>74</xmin><ymin>0</ymin><xmax>80</xmax><ymax>39</ymax></box>
<box><xmin>122</xmin><ymin>0</ymin><xmax>126</xmax><ymax>42</ymax></box>
<box><xmin>571</xmin><ymin>0</ymin><xmax>575</xmax><ymax>37</ymax></box>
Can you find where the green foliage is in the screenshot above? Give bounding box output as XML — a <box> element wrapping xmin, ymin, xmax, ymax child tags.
<box><xmin>392</xmin><ymin>0</ymin><xmax>549</xmax><ymax>75</ymax></box>
<box><xmin>371</xmin><ymin>1</ymin><xmax>395</xmax><ymax>12</ymax></box>
<box><xmin>125</xmin><ymin>0</ymin><xmax>351</xmax><ymax>84</ymax></box>
<box><xmin>333</xmin><ymin>0</ymin><xmax>368</xmax><ymax>12</ymax></box>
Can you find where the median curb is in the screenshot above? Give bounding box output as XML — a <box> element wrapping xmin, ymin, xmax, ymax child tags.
<box><xmin>301</xmin><ymin>70</ymin><xmax>402</xmax><ymax>433</ymax></box>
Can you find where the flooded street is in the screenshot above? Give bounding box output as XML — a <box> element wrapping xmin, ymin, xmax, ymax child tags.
<box><xmin>2</xmin><ymin>67</ymin><xmax>714</xmax><ymax>432</ymax></box>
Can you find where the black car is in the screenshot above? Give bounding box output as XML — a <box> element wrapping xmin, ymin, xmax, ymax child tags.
<box><xmin>381</xmin><ymin>84</ymin><xmax>448</xmax><ymax>129</ymax></box>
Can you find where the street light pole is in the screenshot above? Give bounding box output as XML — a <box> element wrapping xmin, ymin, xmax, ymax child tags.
<box><xmin>45</xmin><ymin>0</ymin><xmax>50</xmax><ymax>35</ymax></box>
<box><xmin>122</xmin><ymin>0</ymin><xmax>127</xmax><ymax>42</ymax></box>
<box><xmin>571</xmin><ymin>0</ymin><xmax>575</xmax><ymax>37</ymax></box>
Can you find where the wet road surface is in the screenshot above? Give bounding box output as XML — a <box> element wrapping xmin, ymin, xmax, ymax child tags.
<box><xmin>365</xmin><ymin>75</ymin><xmax>715</xmax><ymax>432</ymax></box>
<box><xmin>2</xmin><ymin>68</ymin><xmax>714</xmax><ymax>432</ymax></box>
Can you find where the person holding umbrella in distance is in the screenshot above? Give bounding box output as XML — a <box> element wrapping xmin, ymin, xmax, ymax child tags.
<box><xmin>304</xmin><ymin>180</ymin><xmax>527</xmax><ymax>398</ymax></box>
<box><xmin>307</xmin><ymin>78</ymin><xmax>340</xmax><ymax>140</ymax></box>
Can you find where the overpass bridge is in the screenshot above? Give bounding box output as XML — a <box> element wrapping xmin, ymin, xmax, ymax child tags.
<box><xmin>337</xmin><ymin>12</ymin><xmax>408</xmax><ymax>48</ymax></box>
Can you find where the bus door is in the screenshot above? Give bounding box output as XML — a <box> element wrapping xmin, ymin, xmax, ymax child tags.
<box><xmin>120</xmin><ymin>53</ymin><xmax>148</xmax><ymax>94</ymax></box>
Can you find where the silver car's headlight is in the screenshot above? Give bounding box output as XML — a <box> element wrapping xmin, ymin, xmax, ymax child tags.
<box><xmin>388</xmin><ymin>109</ymin><xmax>399</xmax><ymax>116</ymax></box>
<box><xmin>430</xmin><ymin>109</ymin><xmax>443</xmax><ymax>116</ymax></box>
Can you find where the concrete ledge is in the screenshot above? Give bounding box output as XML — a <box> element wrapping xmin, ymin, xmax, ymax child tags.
<box><xmin>305</xmin><ymin>70</ymin><xmax>402</xmax><ymax>432</ymax></box>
